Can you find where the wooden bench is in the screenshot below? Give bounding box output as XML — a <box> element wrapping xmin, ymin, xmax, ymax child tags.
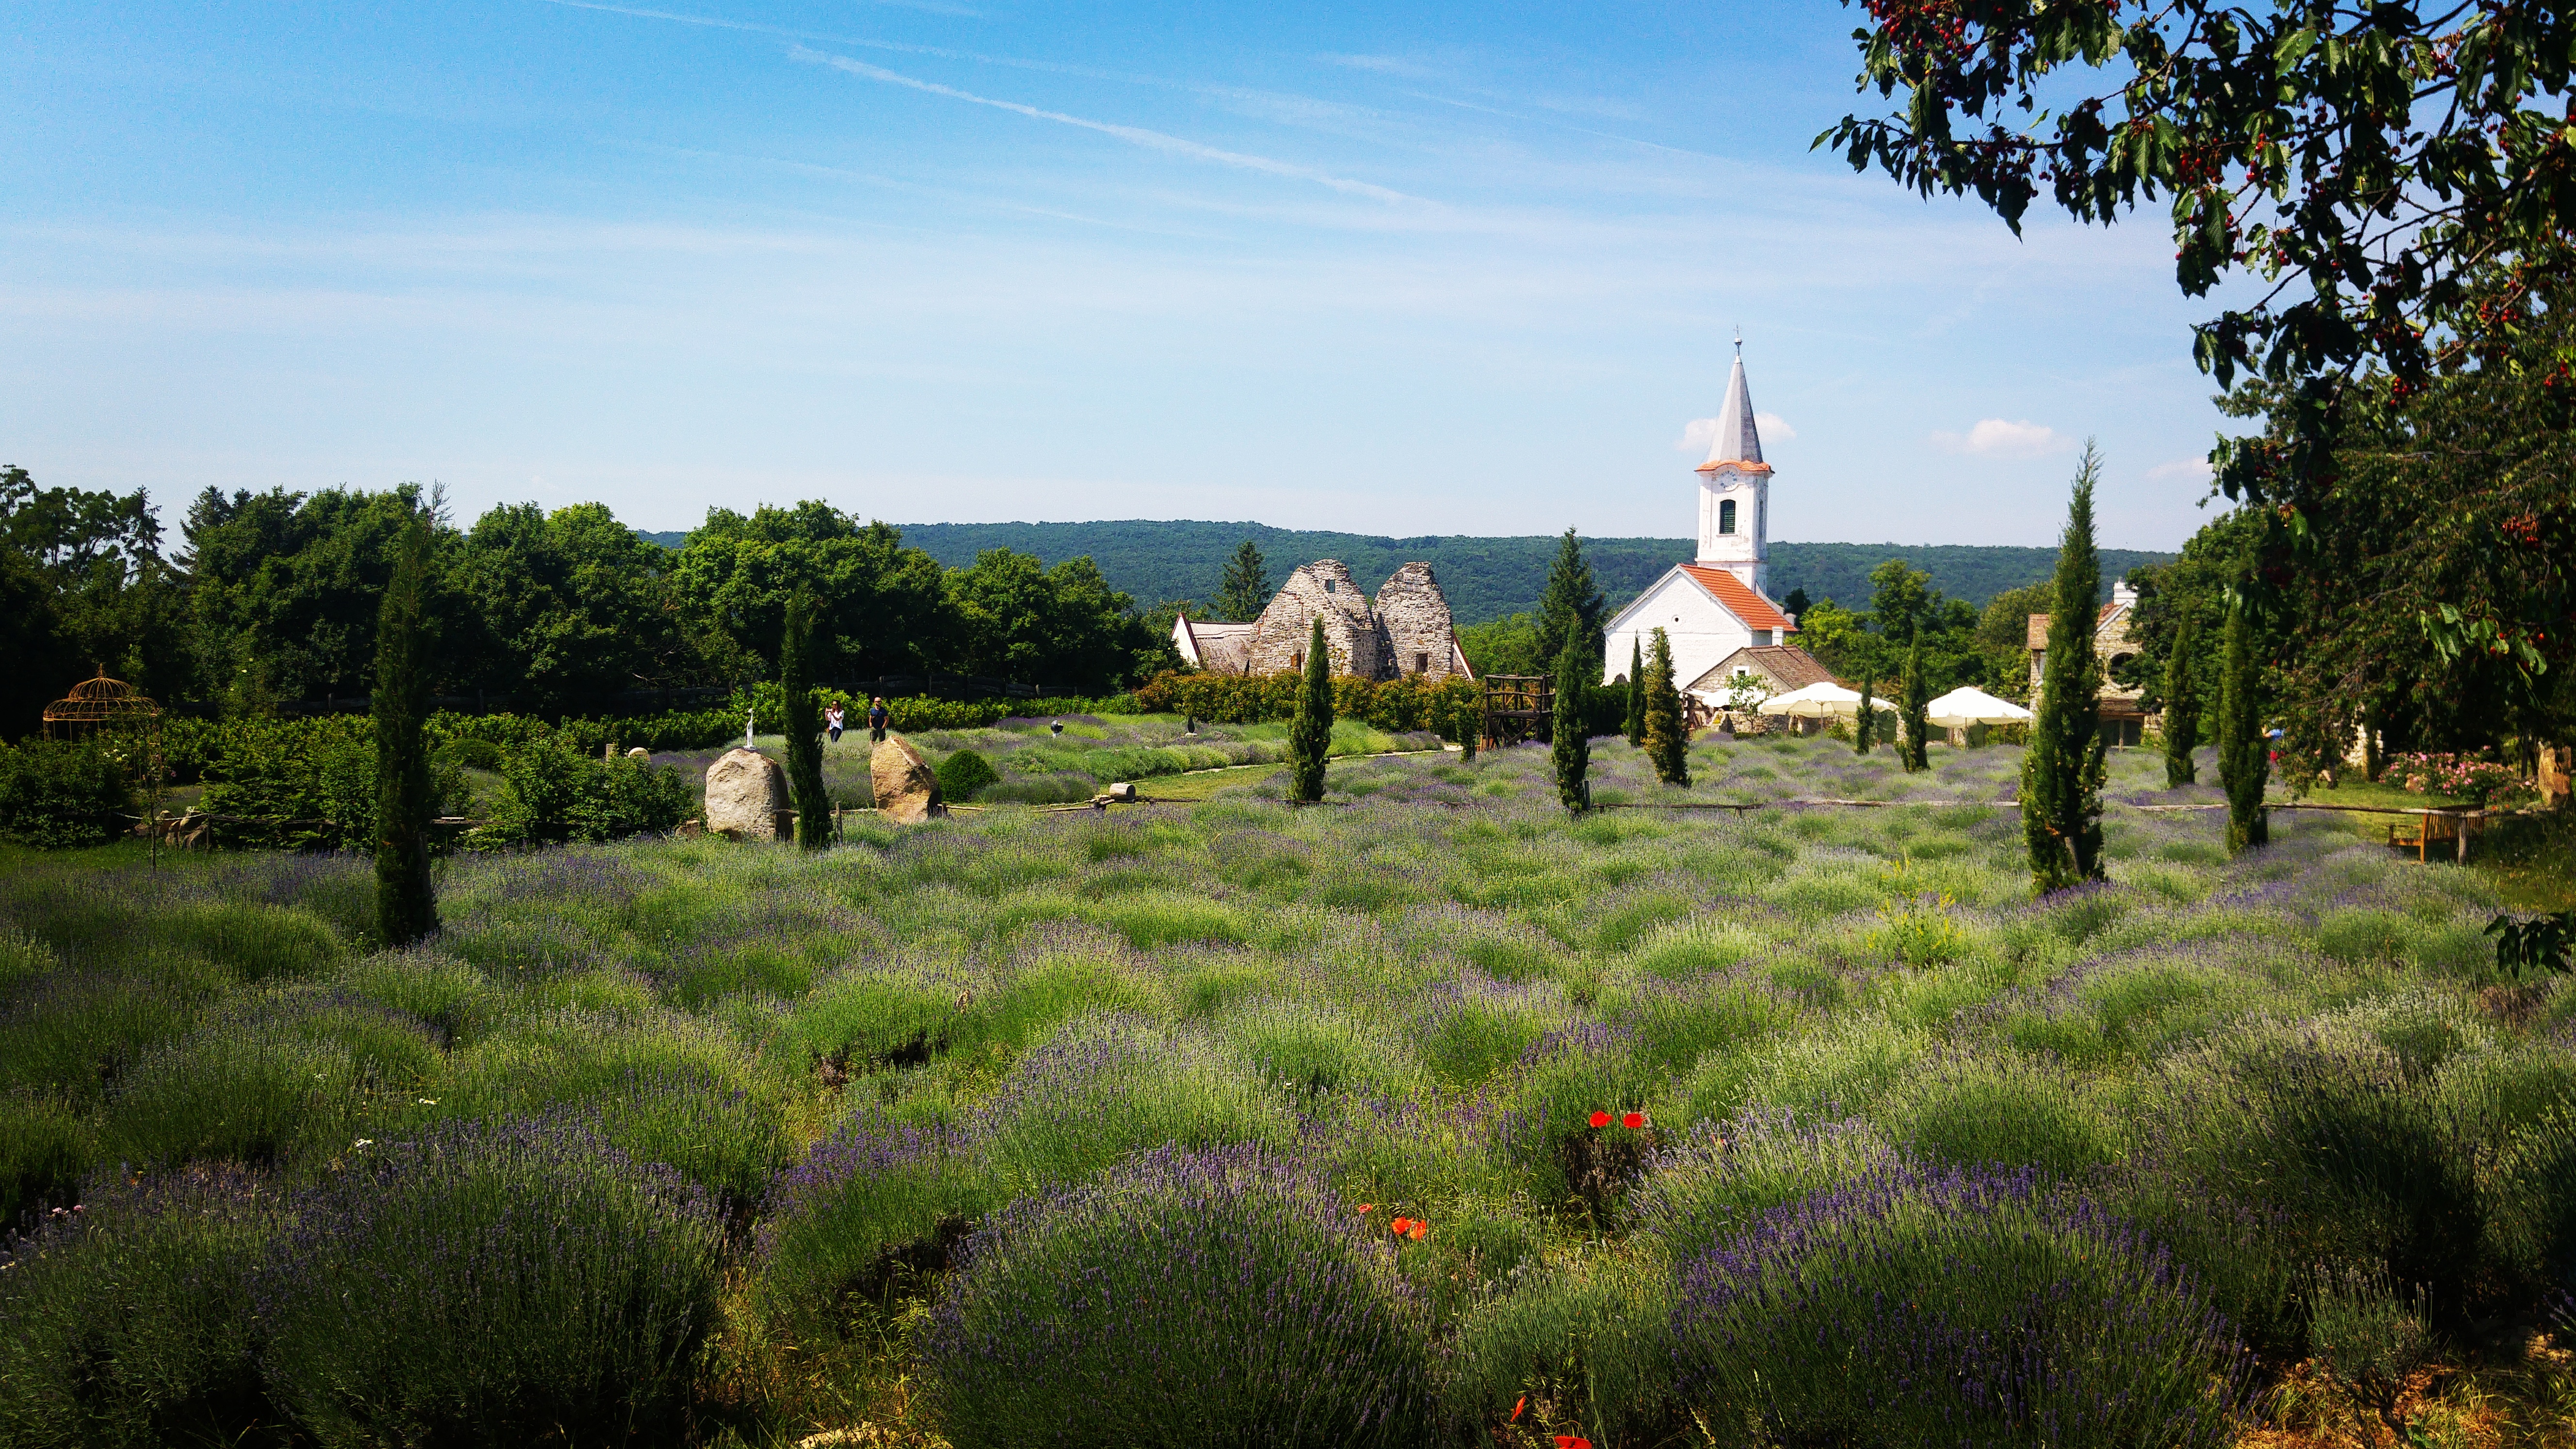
<box><xmin>2386</xmin><ymin>809</ymin><xmax>2480</xmax><ymax>863</ymax></box>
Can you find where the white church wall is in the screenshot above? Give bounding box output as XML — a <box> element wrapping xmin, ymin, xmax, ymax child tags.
<box><xmin>1601</xmin><ymin>572</ymin><xmax>1759</xmax><ymax>691</ymax></box>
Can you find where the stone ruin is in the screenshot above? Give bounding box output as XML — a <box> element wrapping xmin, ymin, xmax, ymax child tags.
<box><xmin>1245</xmin><ymin>560</ymin><xmax>1464</xmax><ymax>680</ymax></box>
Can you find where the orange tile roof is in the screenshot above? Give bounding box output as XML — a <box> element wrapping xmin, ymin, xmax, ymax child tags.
<box><xmin>1679</xmin><ymin>564</ymin><xmax>1795</xmax><ymax>633</ymax></box>
<box><xmin>1693</xmin><ymin>460</ymin><xmax>1774</xmax><ymax>474</ymax></box>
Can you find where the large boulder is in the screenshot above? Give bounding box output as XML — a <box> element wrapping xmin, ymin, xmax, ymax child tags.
<box><xmin>870</xmin><ymin>735</ymin><xmax>947</xmax><ymax>824</ymax></box>
<box><xmin>704</xmin><ymin>748</ymin><xmax>790</xmax><ymax>841</ymax></box>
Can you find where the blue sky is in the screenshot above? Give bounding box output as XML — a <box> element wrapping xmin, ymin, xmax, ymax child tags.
<box><xmin>5</xmin><ymin>0</ymin><xmax>2239</xmax><ymax>549</ymax></box>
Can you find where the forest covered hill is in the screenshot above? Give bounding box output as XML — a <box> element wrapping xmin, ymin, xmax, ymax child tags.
<box><xmin>638</xmin><ymin>520</ymin><xmax>2171</xmax><ymax>623</ymax></box>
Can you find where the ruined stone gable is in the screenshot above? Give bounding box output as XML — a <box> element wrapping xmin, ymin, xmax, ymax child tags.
<box><xmin>1241</xmin><ymin>558</ymin><xmax>1462</xmax><ymax>680</ymax></box>
<box><xmin>1248</xmin><ymin>560</ymin><xmax>1384</xmax><ymax>677</ymax></box>
<box><xmin>1375</xmin><ymin>562</ymin><xmax>1463</xmax><ymax>680</ymax></box>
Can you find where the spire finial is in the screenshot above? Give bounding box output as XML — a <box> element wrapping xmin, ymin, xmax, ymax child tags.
<box><xmin>1733</xmin><ymin>326</ymin><xmax>1742</xmax><ymax>354</ymax></box>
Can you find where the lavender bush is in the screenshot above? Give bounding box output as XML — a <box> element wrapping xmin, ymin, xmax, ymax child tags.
<box><xmin>922</xmin><ymin>1144</ymin><xmax>1433</xmax><ymax>1448</ymax></box>
<box><xmin>0</xmin><ymin>1169</ymin><xmax>276</xmax><ymax>1449</ymax></box>
<box><xmin>1667</xmin><ymin>1163</ymin><xmax>2247</xmax><ymax>1448</ymax></box>
<box><xmin>256</xmin><ymin>1115</ymin><xmax>723</xmax><ymax>1447</ymax></box>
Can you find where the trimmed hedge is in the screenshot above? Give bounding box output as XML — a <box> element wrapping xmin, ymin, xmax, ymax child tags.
<box><xmin>1135</xmin><ymin>670</ymin><xmax>1481</xmax><ymax>736</ymax></box>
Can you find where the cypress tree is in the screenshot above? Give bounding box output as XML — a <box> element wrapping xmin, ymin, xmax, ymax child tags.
<box><xmin>372</xmin><ymin>516</ymin><xmax>439</xmax><ymax>947</ymax></box>
<box><xmin>2020</xmin><ymin>446</ymin><xmax>2109</xmax><ymax>893</ymax></box>
<box><xmin>2162</xmin><ymin>611</ymin><xmax>2200</xmax><ymax>787</ymax></box>
<box><xmin>2218</xmin><ymin>589</ymin><xmax>2270</xmax><ymax>853</ymax></box>
<box><xmin>1536</xmin><ymin>528</ymin><xmax>1607</xmax><ymax>672</ymax></box>
<box><xmin>1217</xmin><ymin>540</ymin><xmax>1271</xmax><ymax>623</ymax></box>
<box><xmin>1454</xmin><ymin>685</ymin><xmax>1479</xmax><ymax>762</ymax></box>
<box><xmin>1642</xmin><ymin>627</ymin><xmax>1690</xmax><ymax>787</ymax></box>
<box><xmin>1288</xmin><ymin>617</ymin><xmax>1334</xmax><ymax>802</ymax></box>
<box><xmin>781</xmin><ymin>593</ymin><xmax>831</xmax><ymax>850</ymax></box>
<box><xmin>1900</xmin><ymin>638</ymin><xmax>1931</xmax><ymax>772</ymax></box>
<box><xmin>1551</xmin><ymin>639</ymin><xmax>1590</xmax><ymax>813</ymax></box>
<box><xmin>1623</xmin><ymin>637</ymin><xmax>1646</xmax><ymax>747</ymax></box>
<box><xmin>1854</xmin><ymin>675</ymin><xmax>1875</xmax><ymax>754</ymax></box>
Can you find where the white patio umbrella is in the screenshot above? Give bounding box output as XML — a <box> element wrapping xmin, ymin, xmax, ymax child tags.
<box><xmin>1756</xmin><ymin>681</ymin><xmax>1865</xmax><ymax>718</ymax></box>
<box><xmin>1926</xmin><ymin>685</ymin><xmax>2033</xmax><ymax>728</ymax></box>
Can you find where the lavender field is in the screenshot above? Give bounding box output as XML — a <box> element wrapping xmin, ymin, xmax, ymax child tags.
<box><xmin>4</xmin><ymin>733</ymin><xmax>2571</xmax><ymax>1448</ymax></box>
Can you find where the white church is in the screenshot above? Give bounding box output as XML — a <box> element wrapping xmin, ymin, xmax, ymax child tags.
<box><xmin>1601</xmin><ymin>345</ymin><xmax>1835</xmax><ymax>706</ymax></box>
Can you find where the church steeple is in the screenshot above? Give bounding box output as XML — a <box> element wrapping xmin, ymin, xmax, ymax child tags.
<box><xmin>1694</xmin><ymin>338</ymin><xmax>1774</xmax><ymax>591</ymax></box>
<box><xmin>1704</xmin><ymin>338</ymin><xmax>1763</xmax><ymax>467</ymax></box>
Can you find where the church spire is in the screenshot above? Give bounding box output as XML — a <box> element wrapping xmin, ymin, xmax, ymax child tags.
<box><xmin>1704</xmin><ymin>342</ymin><xmax>1763</xmax><ymax>467</ymax></box>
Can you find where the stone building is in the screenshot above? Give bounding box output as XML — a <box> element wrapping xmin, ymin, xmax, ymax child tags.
<box><xmin>2027</xmin><ymin>580</ymin><xmax>2148</xmax><ymax>745</ymax></box>
<box><xmin>1170</xmin><ymin>558</ymin><xmax>1471</xmax><ymax>680</ymax></box>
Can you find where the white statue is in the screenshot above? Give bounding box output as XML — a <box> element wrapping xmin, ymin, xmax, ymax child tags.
<box><xmin>745</xmin><ymin>708</ymin><xmax>757</xmax><ymax>749</ymax></box>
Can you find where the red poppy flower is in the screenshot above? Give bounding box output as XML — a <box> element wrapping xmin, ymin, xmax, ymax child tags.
<box><xmin>1510</xmin><ymin>1395</ymin><xmax>1526</xmax><ymax>1423</ymax></box>
<box><xmin>1554</xmin><ymin>1436</ymin><xmax>1593</xmax><ymax>1449</ymax></box>
<box><xmin>1588</xmin><ymin>1110</ymin><xmax>1611</xmax><ymax>1128</ymax></box>
<box><xmin>1407</xmin><ymin>1221</ymin><xmax>1427</xmax><ymax>1240</ymax></box>
<box><xmin>1356</xmin><ymin>1203</ymin><xmax>1373</xmax><ymax>1214</ymax></box>
<box><xmin>1621</xmin><ymin>1111</ymin><xmax>1645</xmax><ymax>1129</ymax></box>
<box><xmin>1389</xmin><ymin>1216</ymin><xmax>1413</xmax><ymax>1235</ymax></box>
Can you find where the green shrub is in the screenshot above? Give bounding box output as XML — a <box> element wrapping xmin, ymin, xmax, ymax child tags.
<box><xmin>467</xmin><ymin>738</ymin><xmax>692</xmax><ymax>847</ymax></box>
<box><xmin>1627</xmin><ymin>1111</ymin><xmax>1900</xmax><ymax>1269</ymax></box>
<box><xmin>935</xmin><ymin>748</ymin><xmax>1000</xmax><ymax>802</ymax></box>
<box><xmin>0</xmin><ymin>1171</ymin><xmax>277</xmax><ymax>1449</ymax></box>
<box><xmin>0</xmin><ymin>740</ymin><xmax>134</xmax><ymax>848</ymax></box>
<box><xmin>923</xmin><ymin>1144</ymin><xmax>1433</xmax><ymax>1448</ymax></box>
<box><xmin>0</xmin><ymin>972</ymin><xmax>202</xmax><ymax>1107</ymax></box>
<box><xmin>257</xmin><ymin>1116</ymin><xmax>724</xmax><ymax>1448</ymax></box>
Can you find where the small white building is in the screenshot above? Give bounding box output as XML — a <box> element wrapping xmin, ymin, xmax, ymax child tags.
<box><xmin>1602</xmin><ymin>343</ymin><xmax>1818</xmax><ymax>704</ymax></box>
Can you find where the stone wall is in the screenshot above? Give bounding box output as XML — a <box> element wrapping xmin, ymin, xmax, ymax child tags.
<box><xmin>1374</xmin><ymin>563</ymin><xmax>1462</xmax><ymax>680</ymax></box>
<box><xmin>1248</xmin><ymin>561</ymin><xmax>1384</xmax><ymax>677</ymax></box>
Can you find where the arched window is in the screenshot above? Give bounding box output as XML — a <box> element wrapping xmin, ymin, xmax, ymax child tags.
<box><xmin>1719</xmin><ymin>499</ymin><xmax>1737</xmax><ymax>534</ymax></box>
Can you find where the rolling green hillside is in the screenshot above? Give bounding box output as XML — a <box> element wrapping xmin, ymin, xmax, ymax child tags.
<box><xmin>638</xmin><ymin>521</ymin><xmax>2170</xmax><ymax>623</ymax></box>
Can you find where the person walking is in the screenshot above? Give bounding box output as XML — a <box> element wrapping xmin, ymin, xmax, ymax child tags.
<box><xmin>825</xmin><ymin>702</ymin><xmax>845</xmax><ymax>744</ymax></box>
<box><xmin>868</xmin><ymin>696</ymin><xmax>890</xmax><ymax>744</ymax></box>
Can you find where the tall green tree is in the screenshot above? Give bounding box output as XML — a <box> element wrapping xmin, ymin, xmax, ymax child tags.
<box><xmin>1623</xmin><ymin>637</ymin><xmax>1646</xmax><ymax>747</ymax></box>
<box><xmin>182</xmin><ymin>483</ymin><xmax>470</xmax><ymax>714</ymax></box>
<box><xmin>2021</xmin><ymin>448</ymin><xmax>2109</xmax><ymax>893</ymax></box>
<box><xmin>669</xmin><ymin>504</ymin><xmax>950</xmax><ymax>684</ymax></box>
<box><xmin>1288</xmin><ymin>618</ymin><xmax>1334</xmax><ymax>803</ymax></box>
<box><xmin>945</xmin><ymin>549</ymin><xmax>1175</xmax><ymax>693</ymax></box>
<box><xmin>1855</xmin><ymin>674</ymin><xmax>1875</xmax><ymax>755</ymax></box>
<box><xmin>456</xmin><ymin>501</ymin><xmax>683</xmax><ymax>713</ymax></box>
<box><xmin>1899</xmin><ymin>640</ymin><xmax>1931</xmax><ymax>772</ymax></box>
<box><xmin>780</xmin><ymin>593</ymin><xmax>831</xmax><ymax>851</ymax></box>
<box><xmin>2162</xmin><ymin>612</ymin><xmax>2201</xmax><ymax>788</ymax></box>
<box><xmin>372</xmin><ymin>516</ymin><xmax>439</xmax><ymax>946</ymax></box>
<box><xmin>2219</xmin><ymin>590</ymin><xmax>2270</xmax><ymax>854</ymax></box>
<box><xmin>1550</xmin><ymin>639</ymin><xmax>1590</xmax><ymax>813</ymax></box>
<box><xmin>1216</xmin><ymin>540</ymin><xmax>1271</xmax><ymax>623</ymax></box>
<box><xmin>1824</xmin><ymin>0</ymin><xmax>2576</xmax><ymax>534</ymax></box>
<box><xmin>1868</xmin><ymin>560</ymin><xmax>1934</xmax><ymax>648</ymax></box>
<box><xmin>1535</xmin><ymin>528</ymin><xmax>1607</xmax><ymax>674</ymax></box>
<box><xmin>1642</xmin><ymin>628</ymin><xmax>1690</xmax><ymax>788</ymax></box>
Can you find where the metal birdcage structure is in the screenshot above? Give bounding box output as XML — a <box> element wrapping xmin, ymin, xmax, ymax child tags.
<box><xmin>1480</xmin><ymin>674</ymin><xmax>1553</xmax><ymax>749</ymax></box>
<box><xmin>43</xmin><ymin>667</ymin><xmax>163</xmax><ymax>744</ymax></box>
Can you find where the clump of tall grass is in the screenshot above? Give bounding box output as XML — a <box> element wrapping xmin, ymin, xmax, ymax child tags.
<box><xmin>1666</xmin><ymin>1163</ymin><xmax>2248</xmax><ymax>1447</ymax></box>
<box><xmin>923</xmin><ymin>1143</ymin><xmax>1433</xmax><ymax>1448</ymax></box>
<box><xmin>1628</xmin><ymin>1111</ymin><xmax>1901</xmax><ymax>1268</ymax></box>
<box><xmin>0</xmin><ymin>1168</ymin><xmax>276</xmax><ymax>1449</ymax></box>
<box><xmin>256</xmin><ymin>1115</ymin><xmax>723</xmax><ymax>1447</ymax></box>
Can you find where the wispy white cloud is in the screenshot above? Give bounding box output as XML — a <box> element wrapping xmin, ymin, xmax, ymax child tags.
<box><xmin>1755</xmin><ymin>412</ymin><xmax>1796</xmax><ymax>442</ymax></box>
<box><xmin>2146</xmin><ymin>457</ymin><xmax>2213</xmax><ymax>483</ymax></box>
<box><xmin>1931</xmin><ymin>419</ymin><xmax>2070</xmax><ymax>457</ymax></box>
<box><xmin>1320</xmin><ymin>53</ymin><xmax>1440</xmax><ymax>79</ymax></box>
<box><xmin>792</xmin><ymin>48</ymin><xmax>1421</xmax><ymax>204</ymax></box>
